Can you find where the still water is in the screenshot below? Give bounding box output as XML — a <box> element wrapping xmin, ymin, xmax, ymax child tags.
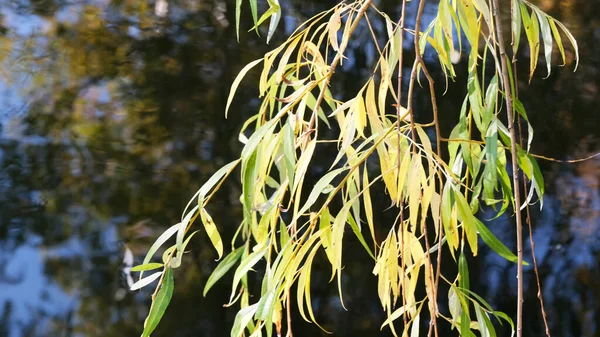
<box><xmin>0</xmin><ymin>0</ymin><xmax>598</xmax><ymax>336</ymax></box>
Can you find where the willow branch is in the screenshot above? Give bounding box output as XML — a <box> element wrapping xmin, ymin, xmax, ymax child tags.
<box><xmin>491</xmin><ymin>1</ymin><xmax>525</xmax><ymax>337</ymax></box>
<box><xmin>406</xmin><ymin>0</ymin><xmax>440</xmax><ymax>336</ymax></box>
<box><xmin>306</xmin><ymin>0</ymin><xmax>373</xmax><ymax>133</ymax></box>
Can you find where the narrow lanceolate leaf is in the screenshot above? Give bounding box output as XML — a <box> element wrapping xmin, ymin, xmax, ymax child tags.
<box><xmin>294</xmin><ymin>167</ymin><xmax>348</xmax><ymax>221</ymax></box>
<box><xmin>520</xmin><ymin>2</ymin><xmax>540</xmax><ymax>81</ymax></box>
<box><xmin>171</xmin><ymin>230</ymin><xmax>200</xmax><ymax>268</ymax></box>
<box><xmin>533</xmin><ymin>8</ymin><xmax>554</xmax><ymax>77</ymax></box>
<box><xmin>131</xmin><ymin>271</ymin><xmax>163</xmax><ymax>291</ymax></box>
<box><xmin>132</xmin><ymin>263</ymin><xmax>164</xmax><ymax>272</ymax></box>
<box><xmin>474</xmin><ymin>302</ymin><xmax>496</xmax><ymax>337</ymax></box>
<box><xmin>475</xmin><ymin>218</ymin><xmax>527</xmax><ymax>265</ymax></box>
<box><xmin>235</xmin><ymin>0</ymin><xmax>242</xmax><ymax>41</ymax></box>
<box><xmin>226</xmin><ymin>59</ymin><xmax>263</xmax><ymax>118</ymax></box>
<box><xmin>453</xmin><ymin>187</ymin><xmax>478</xmax><ymax>255</ymax></box>
<box><xmin>362</xmin><ymin>165</ymin><xmax>376</xmax><ymax>247</ymax></box>
<box><xmin>142</xmin><ymin>267</ymin><xmax>174</xmax><ymax>337</ymax></box>
<box><xmin>249</xmin><ymin>0</ymin><xmax>258</xmax><ymax>28</ymax></box>
<box><xmin>512</xmin><ymin>0</ymin><xmax>522</xmax><ymax>55</ymax></box>
<box><xmin>231</xmin><ymin>303</ymin><xmax>259</xmax><ymax>337</ymax></box>
<box><xmin>553</xmin><ymin>18</ymin><xmax>580</xmax><ymax>70</ymax></box>
<box><xmin>204</xmin><ymin>246</ymin><xmax>245</xmax><ymax>296</ymax></box>
<box><xmin>140</xmin><ymin>223</ymin><xmax>179</xmax><ymax>279</ymax></box>
<box><xmin>327</xmin><ymin>6</ymin><xmax>342</xmax><ymax>52</ymax></box>
<box><xmin>230</xmin><ymin>247</ymin><xmax>267</xmax><ymax>303</ymax></box>
<box><xmin>266</xmin><ymin>0</ymin><xmax>281</xmax><ymax>44</ymax></box>
<box><xmin>200</xmin><ymin>208</ymin><xmax>224</xmax><ymax>259</ymax></box>
<box><xmin>548</xmin><ymin>18</ymin><xmax>565</xmax><ymax>65</ymax></box>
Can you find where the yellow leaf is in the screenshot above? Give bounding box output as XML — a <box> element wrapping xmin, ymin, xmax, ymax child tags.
<box><xmin>354</xmin><ymin>92</ymin><xmax>367</xmax><ymax>138</ymax></box>
<box><xmin>327</xmin><ymin>6</ymin><xmax>342</xmax><ymax>52</ymax></box>
<box><xmin>362</xmin><ymin>165</ymin><xmax>376</xmax><ymax>247</ymax></box>
<box><xmin>226</xmin><ymin>58</ymin><xmax>263</xmax><ymax>118</ymax></box>
<box><xmin>200</xmin><ymin>208</ymin><xmax>224</xmax><ymax>259</ymax></box>
<box><xmin>276</xmin><ymin>35</ymin><xmax>302</xmax><ymax>84</ymax></box>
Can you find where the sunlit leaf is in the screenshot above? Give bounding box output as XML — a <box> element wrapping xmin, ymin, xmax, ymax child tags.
<box><xmin>131</xmin><ymin>271</ymin><xmax>163</xmax><ymax>291</ymax></box>
<box><xmin>141</xmin><ymin>267</ymin><xmax>174</xmax><ymax>337</ymax></box>
<box><xmin>231</xmin><ymin>303</ymin><xmax>259</xmax><ymax>337</ymax></box>
<box><xmin>204</xmin><ymin>247</ymin><xmax>245</xmax><ymax>296</ymax></box>
<box><xmin>226</xmin><ymin>59</ymin><xmax>264</xmax><ymax>118</ymax></box>
<box><xmin>476</xmin><ymin>219</ymin><xmax>527</xmax><ymax>265</ymax></box>
<box><xmin>200</xmin><ymin>208</ymin><xmax>224</xmax><ymax>259</ymax></box>
<box><xmin>132</xmin><ymin>263</ymin><xmax>164</xmax><ymax>272</ymax></box>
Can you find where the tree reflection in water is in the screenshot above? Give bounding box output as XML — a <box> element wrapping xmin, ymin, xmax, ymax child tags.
<box><xmin>0</xmin><ymin>0</ymin><xmax>598</xmax><ymax>336</ymax></box>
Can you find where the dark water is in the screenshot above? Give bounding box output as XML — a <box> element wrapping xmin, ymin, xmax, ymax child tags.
<box><xmin>0</xmin><ymin>0</ymin><xmax>598</xmax><ymax>336</ymax></box>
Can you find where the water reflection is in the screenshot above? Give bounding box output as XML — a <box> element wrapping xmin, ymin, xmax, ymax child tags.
<box><xmin>0</xmin><ymin>0</ymin><xmax>598</xmax><ymax>336</ymax></box>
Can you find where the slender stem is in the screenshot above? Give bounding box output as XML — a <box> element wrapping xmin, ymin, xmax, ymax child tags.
<box><xmin>306</xmin><ymin>0</ymin><xmax>373</xmax><ymax>133</ymax></box>
<box><xmin>406</xmin><ymin>0</ymin><xmax>440</xmax><ymax>336</ymax></box>
<box><xmin>285</xmin><ymin>288</ymin><xmax>293</xmax><ymax>337</ymax></box>
<box><xmin>491</xmin><ymin>1</ymin><xmax>524</xmax><ymax>336</ymax></box>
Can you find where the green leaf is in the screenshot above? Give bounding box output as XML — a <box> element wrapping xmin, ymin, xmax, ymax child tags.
<box><xmin>132</xmin><ymin>263</ymin><xmax>164</xmax><ymax>272</ymax></box>
<box><xmin>459</xmin><ymin>253</ymin><xmax>470</xmax><ymax>335</ymax></box>
<box><xmin>249</xmin><ymin>0</ymin><xmax>258</xmax><ymax>28</ymax></box>
<box><xmin>294</xmin><ymin>167</ymin><xmax>348</xmax><ymax>221</ymax></box>
<box><xmin>230</xmin><ymin>247</ymin><xmax>267</xmax><ymax>303</ymax></box>
<box><xmin>195</xmin><ymin>160</ymin><xmax>241</xmax><ymax>210</ymax></box>
<box><xmin>347</xmin><ymin>212</ymin><xmax>375</xmax><ymax>259</ymax></box>
<box><xmin>459</xmin><ymin>253</ymin><xmax>470</xmax><ymax>290</ymax></box>
<box><xmin>553</xmin><ymin>18</ymin><xmax>579</xmax><ymax>70</ymax></box>
<box><xmin>453</xmin><ymin>187</ymin><xmax>478</xmax><ymax>255</ymax></box>
<box><xmin>171</xmin><ymin>230</ymin><xmax>200</xmax><ymax>269</ymax></box>
<box><xmin>512</xmin><ymin>0</ymin><xmax>522</xmax><ymax>55</ymax></box>
<box><xmin>474</xmin><ymin>302</ymin><xmax>496</xmax><ymax>337</ymax></box>
<box><xmin>204</xmin><ymin>246</ymin><xmax>245</xmax><ymax>296</ymax></box>
<box><xmin>476</xmin><ymin>219</ymin><xmax>528</xmax><ymax>265</ymax></box>
<box><xmin>142</xmin><ymin>267</ymin><xmax>174</xmax><ymax>337</ymax></box>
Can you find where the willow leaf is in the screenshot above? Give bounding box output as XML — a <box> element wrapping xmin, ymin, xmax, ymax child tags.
<box><xmin>230</xmin><ymin>247</ymin><xmax>267</xmax><ymax>303</ymax></box>
<box><xmin>231</xmin><ymin>303</ymin><xmax>259</xmax><ymax>337</ymax></box>
<box><xmin>132</xmin><ymin>263</ymin><xmax>164</xmax><ymax>272</ymax></box>
<box><xmin>533</xmin><ymin>8</ymin><xmax>554</xmax><ymax>77</ymax></box>
<box><xmin>226</xmin><ymin>59</ymin><xmax>263</xmax><ymax>118</ymax></box>
<box><xmin>142</xmin><ymin>267</ymin><xmax>174</xmax><ymax>337</ymax></box>
<box><xmin>475</xmin><ymin>219</ymin><xmax>527</xmax><ymax>265</ymax></box>
<box><xmin>200</xmin><ymin>208</ymin><xmax>224</xmax><ymax>259</ymax></box>
<box><xmin>131</xmin><ymin>271</ymin><xmax>163</xmax><ymax>291</ymax></box>
<box><xmin>140</xmin><ymin>223</ymin><xmax>179</xmax><ymax>279</ymax></box>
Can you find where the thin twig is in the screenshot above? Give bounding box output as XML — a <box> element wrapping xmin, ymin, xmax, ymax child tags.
<box><xmin>511</xmin><ymin>0</ymin><xmax>551</xmax><ymax>330</ymax></box>
<box><xmin>491</xmin><ymin>1</ymin><xmax>525</xmax><ymax>336</ymax></box>
<box><xmin>405</xmin><ymin>0</ymin><xmax>440</xmax><ymax>335</ymax></box>
<box><xmin>285</xmin><ymin>288</ymin><xmax>293</xmax><ymax>337</ymax></box>
<box><xmin>306</xmin><ymin>0</ymin><xmax>373</xmax><ymax>133</ymax></box>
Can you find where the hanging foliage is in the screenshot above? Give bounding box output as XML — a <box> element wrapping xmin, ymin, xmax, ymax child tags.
<box><xmin>133</xmin><ymin>0</ymin><xmax>578</xmax><ymax>336</ymax></box>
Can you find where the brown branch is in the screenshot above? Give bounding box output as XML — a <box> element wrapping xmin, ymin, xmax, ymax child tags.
<box><xmin>491</xmin><ymin>1</ymin><xmax>525</xmax><ymax>337</ymax></box>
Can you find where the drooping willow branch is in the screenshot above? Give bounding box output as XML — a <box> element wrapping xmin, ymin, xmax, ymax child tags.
<box><xmin>491</xmin><ymin>1</ymin><xmax>525</xmax><ymax>336</ymax></box>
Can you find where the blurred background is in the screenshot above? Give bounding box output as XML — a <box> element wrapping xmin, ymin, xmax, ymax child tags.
<box><xmin>0</xmin><ymin>0</ymin><xmax>598</xmax><ymax>336</ymax></box>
